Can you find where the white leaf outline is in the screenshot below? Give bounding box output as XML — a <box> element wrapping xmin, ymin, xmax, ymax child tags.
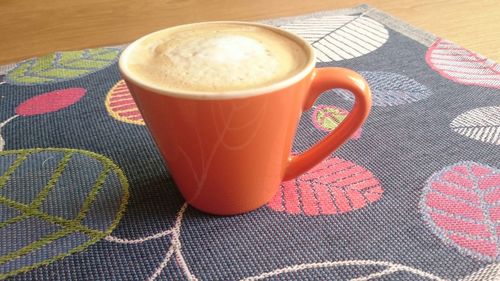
<box><xmin>0</xmin><ymin>63</ymin><xmax>16</xmax><ymax>85</ymax></box>
<box><xmin>241</xmin><ymin>260</ymin><xmax>446</xmax><ymax>281</ymax></box>
<box><xmin>461</xmin><ymin>262</ymin><xmax>500</xmax><ymax>281</ymax></box>
<box><xmin>0</xmin><ymin>115</ymin><xmax>18</xmax><ymax>151</ymax></box>
<box><xmin>106</xmin><ymin>203</ymin><xmax>199</xmax><ymax>281</ymax></box>
<box><xmin>280</xmin><ymin>13</ymin><xmax>389</xmax><ymax>62</ymax></box>
<box><xmin>106</xmin><ymin>202</ymin><xmax>446</xmax><ymax>281</ymax></box>
<box><xmin>0</xmin><ymin>64</ymin><xmax>16</xmax><ymax>76</ymax></box>
<box><xmin>450</xmin><ymin>106</ymin><xmax>500</xmax><ymax>145</ymax></box>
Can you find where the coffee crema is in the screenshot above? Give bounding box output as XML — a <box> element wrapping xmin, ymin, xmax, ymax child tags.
<box><xmin>124</xmin><ymin>23</ymin><xmax>309</xmax><ymax>92</ymax></box>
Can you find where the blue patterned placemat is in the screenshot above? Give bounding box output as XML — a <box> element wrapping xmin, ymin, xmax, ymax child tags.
<box><xmin>0</xmin><ymin>4</ymin><xmax>499</xmax><ymax>281</ymax></box>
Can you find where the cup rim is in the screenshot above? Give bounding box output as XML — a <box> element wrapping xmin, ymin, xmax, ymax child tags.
<box><xmin>118</xmin><ymin>21</ymin><xmax>316</xmax><ymax>100</ymax></box>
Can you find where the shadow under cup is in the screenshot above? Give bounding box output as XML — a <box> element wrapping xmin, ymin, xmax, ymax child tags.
<box><xmin>119</xmin><ymin>21</ymin><xmax>371</xmax><ymax>215</ymax></box>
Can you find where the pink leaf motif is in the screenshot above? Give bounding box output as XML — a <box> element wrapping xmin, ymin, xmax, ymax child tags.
<box><xmin>420</xmin><ymin>161</ymin><xmax>500</xmax><ymax>261</ymax></box>
<box><xmin>267</xmin><ymin>156</ymin><xmax>383</xmax><ymax>216</ymax></box>
<box><xmin>312</xmin><ymin>105</ymin><xmax>362</xmax><ymax>139</ymax></box>
<box><xmin>426</xmin><ymin>38</ymin><xmax>500</xmax><ymax>89</ymax></box>
<box><xmin>15</xmin><ymin>88</ymin><xmax>86</xmax><ymax>116</ymax></box>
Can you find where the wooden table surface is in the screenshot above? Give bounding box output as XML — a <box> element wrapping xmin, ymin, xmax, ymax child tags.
<box><xmin>1</xmin><ymin>0</ymin><xmax>499</xmax><ymax>65</ymax></box>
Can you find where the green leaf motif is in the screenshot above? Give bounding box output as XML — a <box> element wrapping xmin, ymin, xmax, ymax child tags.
<box><xmin>312</xmin><ymin>105</ymin><xmax>362</xmax><ymax>139</ymax></box>
<box><xmin>0</xmin><ymin>148</ymin><xmax>129</xmax><ymax>279</ymax></box>
<box><xmin>316</xmin><ymin>107</ymin><xmax>346</xmax><ymax>131</ymax></box>
<box><xmin>5</xmin><ymin>48</ymin><xmax>121</xmax><ymax>85</ymax></box>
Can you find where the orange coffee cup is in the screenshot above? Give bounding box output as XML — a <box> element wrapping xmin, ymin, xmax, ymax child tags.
<box><xmin>119</xmin><ymin>22</ymin><xmax>371</xmax><ymax>215</ymax></box>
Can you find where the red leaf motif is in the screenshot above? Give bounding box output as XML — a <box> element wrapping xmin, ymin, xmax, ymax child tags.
<box><xmin>420</xmin><ymin>161</ymin><xmax>500</xmax><ymax>261</ymax></box>
<box><xmin>426</xmin><ymin>38</ymin><xmax>500</xmax><ymax>89</ymax></box>
<box><xmin>267</xmin><ymin>156</ymin><xmax>383</xmax><ymax>216</ymax></box>
<box><xmin>15</xmin><ymin>88</ymin><xmax>86</xmax><ymax>116</ymax></box>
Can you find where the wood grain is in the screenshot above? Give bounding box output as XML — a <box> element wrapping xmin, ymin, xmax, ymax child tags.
<box><xmin>0</xmin><ymin>0</ymin><xmax>499</xmax><ymax>64</ymax></box>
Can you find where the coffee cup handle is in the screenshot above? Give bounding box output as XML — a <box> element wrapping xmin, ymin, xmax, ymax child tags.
<box><xmin>283</xmin><ymin>67</ymin><xmax>372</xmax><ymax>181</ymax></box>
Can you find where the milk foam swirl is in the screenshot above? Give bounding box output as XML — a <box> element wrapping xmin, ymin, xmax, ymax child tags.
<box><xmin>125</xmin><ymin>23</ymin><xmax>308</xmax><ymax>92</ymax></box>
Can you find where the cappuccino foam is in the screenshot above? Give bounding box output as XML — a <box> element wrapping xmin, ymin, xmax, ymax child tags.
<box><xmin>124</xmin><ymin>23</ymin><xmax>309</xmax><ymax>92</ymax></box>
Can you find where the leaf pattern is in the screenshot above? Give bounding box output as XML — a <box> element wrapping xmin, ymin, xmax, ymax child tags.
<box><xmin>420</xmin><ymin>161</ymin><xmax>500</xmax><ymax>262</ymax></box>
<box><xmin>242</xmin><ymin>259</ymin><xmax>446</xmax><ymax>281</ymax></box>
<box><xmin>461</xmin><ymin>262</ymin><xmax>500</xmax><ymax>281</ymax></box>
<box><xmin>426</xmin><ymin>39</ymin><xmax>500</xmax><ymax>89</ymax></box>
<box><xmin>267</xmin><ymin>156</ymin><xmax>383</xmax><ymax>216</ymax></box>
<box><xmin>336</xmin><ymin>71</ymin><xmax>434</xmax><ymax>106</ymax></box>
<box><xmin>0</xmin><ymin>64</ymin><xmax>16</xmax><ymax>76</ymax></box>
<box><xmin>280</xmin><ymin>15</ymin><xmax>389</xmax><ymax>62</ymax></box>
<box><xmin>0</xmin><ymin>148</ymin><xmax>129</xmax><ymax>279</ymax></box>
<box><xmin>105</xmin><ymin>80</ymin><xmax>144</xmax><ymax>125</ymax></box>
<box><xmin>15</xmin><ymin>88</ymin><xmax>86</xmax><ymax>117</ymax></box>
<box><xmin>312</xmin><ymin>105</ymin><xmax>361</xmax><ymax>139</ymax></box>
<box><xmin>0</xmin><ymin>64</ymin><xmax>16</xmax><ymax>85</ymax></box>
<box><xmin>5</xmin><ymin>48</ymin><xmax>121</xmax><ymax>86</ymax></box>
<box><xmin>0</xmin><ymin>8</ymin><xmax>498</xmax><ymax>281</ymax></box>
<box><xmin>450</xmin><ymin>106</ymin><xmax>500</xmax><ymax>145</ymax></box>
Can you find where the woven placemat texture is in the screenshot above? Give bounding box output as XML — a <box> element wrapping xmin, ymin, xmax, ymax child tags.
<box><xmin>0</xmin><ymin>4</ymin><xmax>499</xmax><ymax>281</ymax></box>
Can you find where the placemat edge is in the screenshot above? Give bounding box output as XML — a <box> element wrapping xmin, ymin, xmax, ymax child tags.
<box><xmin>2</xmin><ymin>4</ymin><xmax>497</xmax><ymax>69</ymax></box>
<box><xmin>260</xmin><ymin>4</ymin><xmax>438</xmax><ymax>46</ymax></box>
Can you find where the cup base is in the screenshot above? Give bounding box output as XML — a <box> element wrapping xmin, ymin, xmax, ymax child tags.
<box><xmin>186</xmin><ymin>199</ymin><xmax>270</xmax><ymax>216</ymax></box>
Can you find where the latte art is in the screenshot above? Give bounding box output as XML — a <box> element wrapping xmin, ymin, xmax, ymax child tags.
<box><xmin>124</xmin><ymin>23</ymin><xmax>309</xmax><ymax>92</ymax></box>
